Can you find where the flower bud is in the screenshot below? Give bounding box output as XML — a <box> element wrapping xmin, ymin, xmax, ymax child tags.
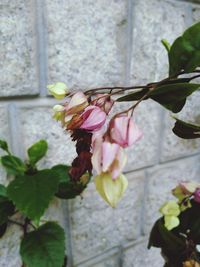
<box><xmin>160</xmin><ymin>200</ymin><xmax>180</xmax><ymax>230</ymax></box>
<box><xmin>52</xmin><ymin>104</ymin><xmax>65</xmax><ymax>121</ymax></box>
<box><xmin>194</xmin><ymin>188</ymin><xmax>200</xmax><ymax>203</ymax></box>
<box><xmin>66</xmin><ymin>91</ymin><xmax>88</xmax><ymax>115</ymax></box>
<box><xmin>95</xmin><ymin>172</ymin><xmax>128</xmax><ymax>208</ymax></box>
<box><xmin>109</xmin><ymin>114</ymin><xmax>142</xmax><ymax>148</ymax></box>
<box><xmin>160</xmin><ymin>200</ymin><xmax>180</xmax><ymax>217</ymax></box>
<box><xmin>93</xmin><ymin>94</ymin><xmax>114</xmax><ymax>114</ymax></box>
<box><xmin>80</xmin><ymin>106</ymin><xmax>106</xmax><ymax>132</ymax></box>
<box><xmin>48</xmin><ymin>82</ymin><xmax>68</xmax><ymax>99</ymax></box>
<box><xmin>164</xmin><ymin>215</ymin><xmax>180</xmax><ymax>231</ymax></box>
<box><xmin>173</xmin><ymin>181</ymin><xmax>200</xmax><ymax>201</ymax></box>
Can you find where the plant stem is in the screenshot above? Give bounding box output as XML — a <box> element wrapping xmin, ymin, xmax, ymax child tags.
<box><xmin>85</xmin><ymin>85</ymin><xmax>149</xmax><ymax>95</ymax></box>
<box><xmin>8</xmin><ymin>219</ymin><xmax>24</xmax><ymax>228</ymax></box>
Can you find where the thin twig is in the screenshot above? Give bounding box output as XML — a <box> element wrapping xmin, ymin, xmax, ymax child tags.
<box><xmin>8</xmin><ymin>219</ymin><xmax>24</xmax><ymax>228</ymax></box>
<box><xmin>84</xmin><ymin>85</ymin><xmax>149</xmax><ymax>95</ymax></box>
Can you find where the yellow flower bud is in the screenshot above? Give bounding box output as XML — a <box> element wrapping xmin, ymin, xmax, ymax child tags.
<box><xmin>160</xmin><ymin>200</ymin><xmax>180</xmax><ymax>230</ymax></box>
<box><xmin>47</xmin><ymin>82</ymin><xmax>68</xmax><ymax>99</ymax></box>
<box><xmin>160</xmin><ymin>200</ymin><xmax>180</xmax><ymax>217</ymax></box>
<box><xmin>164</xmin><ymin>215</ymin><xmax>180</xmax><ymax>231</ymax></box>
<box><xmin>95</xmin><ymin>173</ymin><xmax>128</xmax><ymax>208</ymax></box>
<box><xmin>52</xmin><ymin>105</ymin><xmax>65</xmax><ymax>121</ymax></box>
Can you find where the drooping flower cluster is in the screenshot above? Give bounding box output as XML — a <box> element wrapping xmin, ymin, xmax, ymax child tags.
<box><xmin>48</xmin><ymin>83</ymin><xmax>142</xmax><ymax>207</ymax></box>
<box><xmin>160</xmin><ymin>181</ymin><xmax>200</xmax><ymax>230</ymax></box>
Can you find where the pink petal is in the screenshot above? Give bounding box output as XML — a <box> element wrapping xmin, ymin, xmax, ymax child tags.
<box><xmin>128</xmin><ymin>120</ymin><xmax>143</xmax><ymax>146</ymax></box>
<box><xmin>80</xmin><ymin>106</ymin><xmax>106</xmax><ymax>131</ymax></box>
<box><xmin>111</xmin><ymin>148</ymin><xmax>127</xmax><ymax>179</ymax></box>
<box><xmin>91</xmin><ymin>138</ymin><xmax>103</xmax><ymax>174</ymax></box>
<box><xmin>102</xmin><ymin>142</ymin><xmax>119</xmax><ymax>172</ymax></box>
<box><xmin>68</xmin><ymin>91</ymin><xmax>87</xmax><ymax>109</ymax></box>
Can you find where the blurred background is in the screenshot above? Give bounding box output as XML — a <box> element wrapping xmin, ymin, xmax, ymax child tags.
<box><xmin>0</xmin><ymin>0</ymin><xmax>200</xmax><ymax>266</ymax></box>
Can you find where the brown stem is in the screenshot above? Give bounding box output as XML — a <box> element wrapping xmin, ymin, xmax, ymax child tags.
<box><xmin>189</xmin><ymin>74</ymin><xmax>200</xmax><ymax>81</ymax></box>
<box><xmin>8</xmin><ymin>219</ymin><xmax>24</xmax><ymax>228</ymax></box>
<box><xmin>23</xmin><ymin>218</ymin><xmax>31</xmax><ymax>235</ymax></box>
<box><xmin>85</xmin><ymin>85</ymin><xmax>149</xmax><ymax>95</ymax></box>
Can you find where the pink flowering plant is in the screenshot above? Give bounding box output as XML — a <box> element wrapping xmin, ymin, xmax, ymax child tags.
<box><xmin>0</xmin><ymin>22</ymin><xmax>199</xmax><ymax>267</ymax></box>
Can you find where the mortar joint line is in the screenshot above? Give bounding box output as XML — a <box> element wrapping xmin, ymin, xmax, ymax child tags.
<box><xmin>8</xmin><ymin>103</ymin><xmax>25</xmax><ymax>159</ymax></box>
<box><xmin>124</xmin><ymin>0</ymin><xmax>134</xmax><ymax>86</ymax></box>
<box><xmin>35</xmin><ymin>0</ymin><xmax>48</xmax><ymax>97</ymax></box>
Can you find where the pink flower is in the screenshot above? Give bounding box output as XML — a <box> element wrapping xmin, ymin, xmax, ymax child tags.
<box><xmin>93</xmin><ymin>94</ymin><xmax>114</xmax><ymax>114</ymax></box>
<box><xmin>109</xmin><ymin>114</ymin><xmax>143</xmax><ymax>148</ymax></box>
<box><xmin>66</xmin><ymin>91</ymin><xmax>88</xmax><ymax>115</ymax></box>
<box><xmin>80</xmin><ymin>105</ymin><xmax>106</xmax><ymax>132</ymax></box>
<box><xmin>194</xmin><ymin>188</ymin><xmax>200</xmax><ymax>203</ymax></box>
<box><xmin>91</xmin><ymin>138</ymin><xmax>127</xmax><ymax>180</ymax></box>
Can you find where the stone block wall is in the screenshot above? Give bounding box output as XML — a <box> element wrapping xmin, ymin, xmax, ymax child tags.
<box><xmin>0</xmin><ymin>0</ymin><xmax>200</xmax><ymax>266</ymax></box>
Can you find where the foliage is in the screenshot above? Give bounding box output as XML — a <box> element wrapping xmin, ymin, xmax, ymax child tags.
<box><xmin>20</xmin><ymin>222</ymin><xmax>65</xmax><ymax>267</ymax></box>
<box><xmin>0</xmin><ymin>139</ymin><xmax>88</xmax><ymax>267</ymax></box>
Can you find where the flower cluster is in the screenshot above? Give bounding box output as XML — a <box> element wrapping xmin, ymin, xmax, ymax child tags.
<box><xmin>48</xmin><ymin>82</ymin><xmax>142</xmax><ymax>207</ymax></box>
<box><xmin>160</xmin><ymin>181</ymin><xmax>200</xmax><ymax>230</ymax></box>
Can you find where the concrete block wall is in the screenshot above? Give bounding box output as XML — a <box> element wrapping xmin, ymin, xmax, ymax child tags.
<box><xmin>0</xmin><ymin>0</ymin><xmax>200</xmax><ymax>266</ymax></box>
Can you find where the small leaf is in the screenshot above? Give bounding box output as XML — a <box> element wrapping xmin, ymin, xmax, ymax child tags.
<box><xmin>7</xmin><ymin>170</ymin><xmax>60</xmax><ymax>221</ymax></box>
<box><xmin>0</xmin><ymin>140</ymin><xmax>10</xmax><ymax>154</ymax></box>
<box><xmin>169</xmin><ymin>22</ymin><xmax>200</xmax><ymax>76</ymax></box>
<box><xmin>52</xmin><ymin>165</ymin><xmax>71</xmax><ymax>184</ymax></box>
<box><xmin>157</xmin><ymin>219</ymin><xmax>185</xmax><ymax>251</ymax></box>
<box><xmin>172</xmin><ymin>117</ymin><xmax>200</xmax><ymax>139</ymax></box>
<box><xmin>20</xmin><ymin>222</ymin><xmax>65</xmax><ymax>267</ymax></box>
<box><xmin>1</xmin><ymin>155</ymin><xmax>26</xmax><ymax>175</ymax></box>
<box><xmin>52</xmin><ymin>165</ymin><xmax>88</xmax><ymax>199</ymax></box>
<box><xmin>28</xmin><ymin>140</ymin><xmax>48</xmax><ymax>166</ymax></box>
<box><xmin>161</xmin><ymin>39</ymin><xmax>171</xmax><ymax>53</ymax></box>
<box><xmin>148</xmin><ymin>219</ymin><xmax>165</xmax><ymax>249</ymax></box>
<box><xmin>148</xmin><ymin>218</ymin><xmax>185</xmax><ymax>251</ymax></box>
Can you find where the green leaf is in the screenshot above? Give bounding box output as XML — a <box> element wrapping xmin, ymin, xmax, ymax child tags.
<box><xmin>20</xmin><ymin>222</ymin><xmax>65</xmax><ymax>267</ymax></box>
<box><xmin>28</xmin><ymin>140</ymin><xmax>48</xmax><ymax>166</ymax></box>
<box><xmin>7</xmin><ymin>170</ymin><xmax>60</xmax><ymax>221</ymax></box>
<box><xmin>117</xmin><ymin>82</ymin><xmax>199</xmax><ymax>113</ymax></box>
<box><xmin>148</xmin><ymin>218</ymin><xmax>185</xmax><ymax>250</ymax></box>
<box><xmin>0</xmin><ymin>140</ymin><xmax>10</xmax><ymax>154</ymax></box>
<box><xmin>52</xmin><ymin>165</ymin><xmax>88</xmax><ymax>199</ymax></box>
<box><xmin>169</xmin><ymin>22</ymin><xmax>200</xmax><ymax>76</ymax></box>
<box><xmin>172</xmin><ymin>117</ymin><xmax>200</xmax><ymax>139</ymax></box>
<box><xmin>52</xmin><ymin>165</ymin><xmax>71</xmax><ymax>184</ymax></box>
<box><xmin>148</xmin><ymin>219</ymin><xmax>165</xmax><ymax>249</ymax></box>
<box><xmin>1</xmin><ymin>155</ymin><xmax>26</xmax><ymax>175</ymax></box>
<box><xmin>149</xmin><ymin>83</ymin><xmax>200</xmax><ymax>112</ymax></box>
<box><xmin>161</xmin><ymin>39</ymin><xmax>171</xmax><ymax>53</ymax></box>
<box><xmin>117</xmin><ymin>88</ymin><xmax>148</xmax><ymax>102</ymax></box>
<box><xmin>0</xmin><ymin>185</ymin><xmax>7</xmax><ymax>197</ymax></box>
<box><xmin>116</xmin><ymin>78</ymin><xmax>193</xmax><ymax>103</ymax></box>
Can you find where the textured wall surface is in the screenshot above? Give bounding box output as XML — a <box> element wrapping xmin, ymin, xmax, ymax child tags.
<box><xmin>0</xmin><ymin>0</ymin><xmax>200</xmax><ymax>266</ymax></box>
